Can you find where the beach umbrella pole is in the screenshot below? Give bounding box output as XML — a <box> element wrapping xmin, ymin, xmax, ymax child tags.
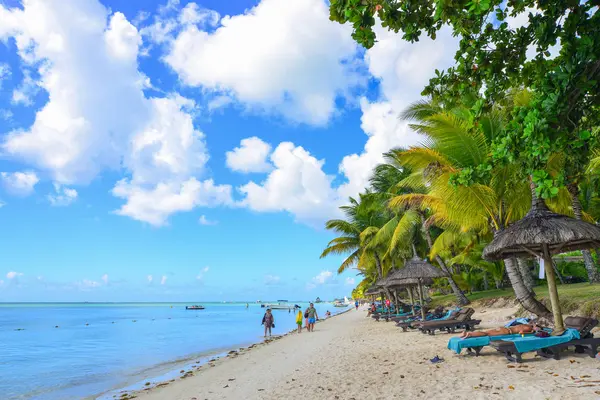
<box><xmin>407</xmin><ymin>287</ymin><xmax>415</xmax><ymax>315</ymax></box>
<box><xmin>542</xmin><ymin>244</ymin><xmax>565</xmax><ymax>331</ymax></box>
<box><xmin>417</xmin><ymin>280</ymin><xmax>426</xmax><ymax>320</ymax></box>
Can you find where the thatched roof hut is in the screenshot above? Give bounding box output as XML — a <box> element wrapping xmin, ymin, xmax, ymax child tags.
<box><xmin>483</xmin><ymin>195</ymin><xmax>600</xmax><ymax>331</ymax></box>
<box><xmin>383</xmin><ymin>257</ymin><xmax>445</xmax><ymax>319</ymax></box>
<box><xmin>483</xmin><ymin>197</ymin><xmax>600</xmax><ymax>261</ymax></box>
<box><xmin>363</xmin><ymin>286</ymin><xmax>380</xmax><ymax>296</ymax></box>
<box><xmin>389</xmin><ymin>258</ymin><xmax>447</xmax><ymax>280</ymax></box>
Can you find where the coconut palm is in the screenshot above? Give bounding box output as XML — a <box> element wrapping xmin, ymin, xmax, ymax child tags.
<box><xmin>389</xmin><ymin>99</ymin><xmax>553</xmax><ymax>317</ymax></box>
<box><xmin>320</xmin><ymin>192</ymin><xmax>390</xmax><ymax>277</ymax></box>
<box><xmin>368</xmin><ymin>150</ymin><xmax>471</xmax><ymax>305</ymax></box>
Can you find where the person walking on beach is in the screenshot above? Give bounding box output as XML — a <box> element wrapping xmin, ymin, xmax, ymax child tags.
<box><xmin>261</xmin><ymin>309</ymin><xmax>274</xmax><ymax>338</ymax></box>
<box><xmin>295</xmin><ymin>309</ymin><xmax>303</xmax><ymax>333</ymax></box>
<box><xmin>355</xmin><ymin>300</ymin><xmax>359</xmax><ymax>311</ymax></box>
<box><xmin>305</xmin><ymin>303</ymin><xmax>319</xmax><ymax>332</ymax></box>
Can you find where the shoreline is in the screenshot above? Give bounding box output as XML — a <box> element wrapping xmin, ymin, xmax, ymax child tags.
<box><xmin>102</xmin><ymin>307</ymin><xmax>354</xmax><ymax>400</ymax></box>
<box><xmin>127</xmin><ymin>304</ymin><xmax>600</xmax><ymax>400</ymax></box>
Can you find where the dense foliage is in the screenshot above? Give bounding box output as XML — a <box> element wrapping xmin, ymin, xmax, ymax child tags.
<box><xmin>330</xmin><ymin>0</ymin><xmax>600</xmax><ymax>198</ymax></box>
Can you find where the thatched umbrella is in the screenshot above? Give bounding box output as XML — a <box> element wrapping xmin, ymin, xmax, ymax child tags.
<box><xmin>385</xmin><ymin>276</ymin><xmax>434</xmax><ymax>316</ymax></box>
<box><xmin>387</xmin><ymin>255</ymin><xmax>447</xmax><ymax>320</ymax></box>
<box><xmin>364</xmin><ymin>286</ymin><xmax>380</xmax><ymax>303</ymax></box>
<box><xmin>483</xmin><ymin>194</ymin><xmax>600</xmax><ymax>331</ymax></box>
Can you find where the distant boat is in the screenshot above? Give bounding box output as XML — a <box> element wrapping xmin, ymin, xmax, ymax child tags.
<box><xmin>261</xmin><ymin>300</ymin><xmax>291</xmax><ymax>310</ymax></box>
<box><xmin>315</xmin><ymin>297</ymin><xmax>322</xmax><ymax>303</ymax></box>
<box><xmin>185</xmin><ymin>305</ymin><xmax>205</xmax><ymax>310</ymax></box>
<box><xmin>332</xmin><ymin>297</ymin><xmax>350</xmax><ymax>307</ymax></box>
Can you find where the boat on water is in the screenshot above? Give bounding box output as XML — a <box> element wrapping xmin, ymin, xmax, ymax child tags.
<box><xmin>332</xmin><ymin>296</ymin><xmax>350</xmax><ymax>307</ymax></box>
<box><xmin>260</xmin><ymin>300</ymin><xmax>292</xmax><ymax>310</ymax></box>
<box><xmin>315</xmin><ymin>297</ymin><xmax>322</xmax><ymax>303</ymax></box>
<box><xmin>185</xmin><ymin>305</ymin><xmax>205</xmax><ymax>310</ymax></box>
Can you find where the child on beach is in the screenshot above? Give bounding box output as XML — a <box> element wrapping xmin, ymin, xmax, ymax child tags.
<box><xmin>296</xmin><ymin>309</ymin><xmax>303</xmax><ymax>333</ymax></box>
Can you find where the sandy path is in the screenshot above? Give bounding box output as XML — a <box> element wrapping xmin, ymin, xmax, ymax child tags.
<box><xmin>134</xmin><ymin>306</ymin><xmax>600</xmax><ymax>400</ymax></box>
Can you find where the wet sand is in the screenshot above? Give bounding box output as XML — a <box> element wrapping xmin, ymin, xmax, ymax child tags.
<box><xmin>131</xmin><ymin>305</ymin><xmax>600</xmax><ymax>400</ymax></box>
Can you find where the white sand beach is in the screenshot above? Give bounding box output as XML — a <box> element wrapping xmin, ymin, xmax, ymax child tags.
<box><xmin>132</xmin><ymin>306</ymin><xmax>600</xmax><ymax>400</ymax></box>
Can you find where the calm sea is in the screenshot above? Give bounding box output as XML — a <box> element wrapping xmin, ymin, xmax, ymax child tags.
<box><xmin>0</xmin><ymin>302</ymin><xmax>350</xmax><ymax>399</ymax></box>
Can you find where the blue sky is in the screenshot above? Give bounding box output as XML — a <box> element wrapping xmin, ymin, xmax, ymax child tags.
<box><xmin>0</xmin><ymin>0</ymin><xmax>459</xmax><ymax>302</ymax></box>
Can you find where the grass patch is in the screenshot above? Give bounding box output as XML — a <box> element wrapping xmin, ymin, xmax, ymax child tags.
<box><xmin>430</xmin><ymin>283</ymin><xmax>600</xmax><ymax>318</ymax></box>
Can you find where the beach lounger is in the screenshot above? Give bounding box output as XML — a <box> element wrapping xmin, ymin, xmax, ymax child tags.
<box><xmin>382</xmin><ymin>306</ymin><xmax>422</xmax><ymax>322</ymax></box>
<box><xmin>372</xmin><ymin>305</ymin><xmax>414</xmax><ymax>321</ymax></box>
<box><xmin>391</xmin><ymin>306</ymin><xmax>442</xmax><ymax>323</ymax></box>
<box><xmin>395</xmin><ymin>308</ymin><xmax>455</xmax><ymax>331</ymax></box>
<box><xmin>417</xmin><ymin>308</ymin><xmax>480</xmax><ymax>335</ymax></box>
<box><xmin>490</xmin><ymin>317</ymin><xmax>600</xmax><ymax>363</ymax></box>
<box><xmin>447</xmin><ymin>327</ymin><xmax>552</xmax><ymax>356</ymax></box>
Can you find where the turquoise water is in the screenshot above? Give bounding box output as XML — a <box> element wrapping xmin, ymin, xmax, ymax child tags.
<box><xmin>0</xmin><ymin>302</ymin><xmax>349</xmax><ymax>399</ymax></box>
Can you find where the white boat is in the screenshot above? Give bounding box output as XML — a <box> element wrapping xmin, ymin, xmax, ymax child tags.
<box><xmin>332</xmin><ymin>297</ymin><xmax>350</xmax><ymax>307</ymax></box>
<box><xmin>261</xmin><ymin>300</ymin><xmax>292</xmax><ymax>310</ymax></box>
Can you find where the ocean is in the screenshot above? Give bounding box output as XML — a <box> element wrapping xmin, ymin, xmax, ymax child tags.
<box><xmin>0</xmin><ymin>302</ymin><xmax>350</xmax><ymax>399</ymax></box>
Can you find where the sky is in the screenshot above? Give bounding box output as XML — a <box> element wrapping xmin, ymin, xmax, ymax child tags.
<box><xmin>0</xmin><ymin>0</ymin><xmax>460</xmax><ymax>302</ymax></box>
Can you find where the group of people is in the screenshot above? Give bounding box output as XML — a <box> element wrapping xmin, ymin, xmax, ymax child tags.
<box><xmin>295</xmin><ymin>303</ymin><xmax>320</xmax><ymax>334</ymax></box>
<box><xmin>261</xmin><ymin>303</ymin><xmax>324</xmax><ymax>338</ymax></box>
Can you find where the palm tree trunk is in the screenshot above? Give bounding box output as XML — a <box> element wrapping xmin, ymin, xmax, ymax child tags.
<box><xmin>516</xmin><ymin>258</ymin><xmax>535</xmax><ymax>292</ymax></box>
<box><xmin>418</xmin><ymin>213</ymin><xmax>470</xmax><ymax>305</ymax></box>
<box><xmin>568</xmin><ymin>183</ymin><xmax>600</xmax><ymax>283</ymax></box>
<box><xmin>505</xmin><ymin>258</ymin><xmax>552</xmax><ymax>319</ymax></box>
<box><xmin>482</xmin><ymin>271</ymin><xmax>489</xmax><ymax>291</ymax></box>
<box><xmin>374</xmin><ymin>252</ymin><xmax>394</xmax><ymax>303</ymax></box>
<box><xmin>374</xmin><ymin>252</ymin><xmax>383</xmax><ymax>279</ymax></box>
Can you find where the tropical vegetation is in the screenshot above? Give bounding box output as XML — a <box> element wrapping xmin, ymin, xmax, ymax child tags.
<box><xmin>321</xmin><ymin>1</ymin><xmax>600</xmax><ymax>326</ymax></box>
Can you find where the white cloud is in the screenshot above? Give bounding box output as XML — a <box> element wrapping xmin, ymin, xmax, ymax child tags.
<box><xmin>112</xmin><ymin>178</ymin><xmax>232</xmax><ymax>226</ymax></box>
<box><xmin>0</xmin><ymin>62</ymin><xmax>10</xmax><ymax>89</ymax></box>
<box><xmin>0</xmin><ymin>109</ymin><xmax>13</xmax><ymax>121</ymax></box>
<box><xmin>264</xmin><ymin>274</ymin><xmax>280</xmax><ymax>285</ymax></box>
<box><xmin>160</xmin><ymin>275</ymin><xmax>168</xmax><ymax>285</ymax></box>
<box><xmin>236</xmin><ymin>23</ymin><xmax>458</xmax><ymax>225</ymax></box>
<box><xmin>312</xmin><ymin>270</ymin><xmax>333</xmax><ymax>284</ymax></box>
<box><xmin>238</xmin><ymin>142</ymin><xmax>340</xmax><ymax>225</ymax></box>
<box><xmin>196</xmin><ymin>266</ymin><xmax>210</xmax><ymax>280</ymax></box>
<box><xmin>345</xmin><ymin>277</ymin><xmax>355</xmax><ymax>285</ymax></box>
<box><xmin>198</xmin><ymin>214</ymin><xmax>218</xmax><ymax>226</ymax></box>
<box><xmin>105</xmin><ymin>11</ymin><xmax>142</xmax><ymax>61</ymax></box>
<box><xmin>226</xmin><ymin>137</ymin><xmax>272</xmax><ymax>173</ymax></box>
<box><xmin>164</xmin><ymin>0</ymin><xmax>362</xmax><ymax>125</ymax></box>
<box><xmin>0</xmin><ymin>3</ymin><xmax>148</xmax><ymax>184</ymax></box>
<box><xmin>336</xmin><ymin>25</ymin><xmax>458</xmax><ymax>199</ymax></box>
<box><xmin>0</xmin><ymin>200</ymin><xmax>5</xmax><ymax>208</ymax></box>
<box><xmin>179</xmin><ymin>2</ymin><xmax>219</xmax><ymax>26</ymax></box>
<box><xmin>306</xmin><ymin>270</ymin><xmax>334</xmax><ymax>288</ymax></box>
<box><xmin>0</xmin><ymin>1</ymin><xmax>231</xmax><ymax>226</ymax></box>
<box><xmin>76</xmin><ymin>279</ymin><xmax>101</xmax><ymax>290</ymax></box>
<box><xmin>6</xmin><ymin>271</ymin><xmax>23</xmax><ymax>279</ymax></box>
<box><xmin>1</xmin><ymin>171</ymin><xmax>39</xmax><ymax>196</ymax></box>
<box><xmin>147</xmin><ymin>274</ymin><xmax>153</xmax><ymax>283</ymax></box>
<box><xmin>101</xmin><ymin>274</ymin><xmax>109</xmax><ymax>284</ymax></box>
<box><xmin>47</xmin><ymin>183</ymin><xmax>78</xmax><ymax>206</ymax></box>
<box><xmin>112</xmin><ymin>94</ymin><xmax>234</xmax><ymax>226</ymax></box>
<box><xmin>11</xmin><ymin>69</ymin><xmax>40</xmax><ymax>106</ymax></box>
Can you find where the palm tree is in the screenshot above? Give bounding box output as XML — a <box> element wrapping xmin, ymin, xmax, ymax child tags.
<box><xmin>368</xmin><ymin>150</ymin><xmax>471</xmax><ymax>305</ymax></box>
<box><xmin>389</xmin><ymin>99</ymin><xmax>552</xmax><ymax>317</ymax></box>
<box><xmin>320</xmin><ymin>192</ymin><xmax>390</xmax><ymax>278</ymax></box>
